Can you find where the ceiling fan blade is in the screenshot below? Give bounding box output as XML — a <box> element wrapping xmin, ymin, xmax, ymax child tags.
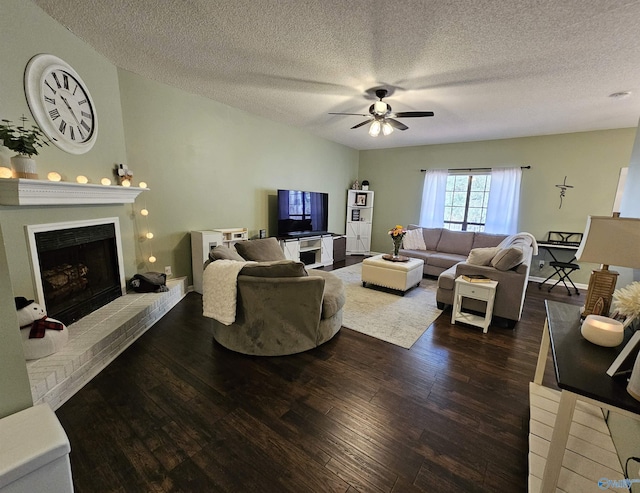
<box><xmin>386</xmin><ymin>118</ymin><xmax>408</xmax><ymax>131</ymax></box>
<box><xmin>392</xmin><ymin>111</ymin><xmax>434</xmax><ymax>118</ymax></box>
<box><xmin>351</xmin><ymin>120</ymin><xmax>372</xmax><ymax>129</ymax></box>
<box><xmin>329</xmin><ymin>112</ymin><xmax>370</xmax><ymax>117</ymax></box>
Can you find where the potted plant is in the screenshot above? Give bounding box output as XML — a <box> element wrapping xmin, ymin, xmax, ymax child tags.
<box><xmin>0</xmin><ymin>116</ymin><xmax>49</xmax><ymax>178</ymax></box>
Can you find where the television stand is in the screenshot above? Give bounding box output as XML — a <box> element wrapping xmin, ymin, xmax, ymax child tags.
<box><xmin>279</xmin><ymin>234</ymin><xmax>333</xmax><ymax>269</ymax></box>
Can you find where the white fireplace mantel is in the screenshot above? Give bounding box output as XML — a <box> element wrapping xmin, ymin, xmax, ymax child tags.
<box><xmin>0</xmin><ymin>178</ymin><xmax>147</xmax><ymax>206</ymax></box>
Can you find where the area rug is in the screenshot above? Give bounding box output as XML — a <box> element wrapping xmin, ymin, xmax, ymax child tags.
<box><xmin>330</xmin><ymin>263</ymin><xmax>442</xmax><ymax>349</ymax></box>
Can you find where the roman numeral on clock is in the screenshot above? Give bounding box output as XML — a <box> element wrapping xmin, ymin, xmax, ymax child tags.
<box><xmin>63</xmin><ymin>74</ymin><xmax>69</xmax><ymax>90</ymax></box>
<box><xmin>52</xmin><ymin>73</ymin><xmax>62</xmax><ymax>89</ymax></box>
<box><xmin>49</xmin><ymin>109</ymin><xmax>61</xmax><ymax>120</ymax></box>
<box><xmin>81</xmin><ymin>111</ymin><xmax>91</xmax><ymax>119</ymax></box>
<box><xmin>70</xmin><ymin>127</ymin><xmax>75</xmax><ymax>140</ymax></box>
<box><xmin>44</xmin><ymin>96</ymin><xmax>56</xmax><ymax>105</ymax></box>
<box><xmin>59</xmin><ymin>120</ymin><xmax>67</xmax><ymax>134</ymax></box>
<box><xmin>81</xmin><ymin>120</ymin><xmax>91</xmax><ymax>132</ymax></box>
<box><xmin>45</xmin><ymin>81</ymin><xmax>57</xmax><ymax>95</ymax></box>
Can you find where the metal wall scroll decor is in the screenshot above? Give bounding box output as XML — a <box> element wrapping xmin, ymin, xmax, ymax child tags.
<box><xmin>555</xmin><ymin>176</ymin><xmax>574</xmax><ymax>209</ymax></box>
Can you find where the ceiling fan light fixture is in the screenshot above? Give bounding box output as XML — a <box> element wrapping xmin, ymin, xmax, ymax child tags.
<box><xmin>374</xmin><ymin>100</ymin><xmax>387</xmax><ymax>114</ymax></box>
<box><xmin>382</xmin><ymin>122</ymin><xmax>393</xmax><ymax>136</ymax></box>
<box><xmin>369</xmin><ymin>120</ymin><xmax>381</xmax><ymax>137</ymax></box>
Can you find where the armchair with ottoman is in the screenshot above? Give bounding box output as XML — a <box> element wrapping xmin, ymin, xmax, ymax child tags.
<box><xmin>202</xmin><ymin>237</ymin><xmax>345</xmax><ymax>356</ymax></box>
<box><xmin>400</xmin><ymin>226</ymin><xmax>536</xmax><ymax>327</ymax></box>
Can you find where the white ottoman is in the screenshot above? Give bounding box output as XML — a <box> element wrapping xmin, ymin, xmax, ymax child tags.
<box><xmin>361</xmin><ymin>254</ymin><xmax>424</xmax><ymax>293</ymax></box>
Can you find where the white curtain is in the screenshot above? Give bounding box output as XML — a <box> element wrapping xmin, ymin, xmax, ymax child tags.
<box><xmin>485</xmin><ymin>167</ymin><xmax>522</xmax><ymax>234</ymax></box>
<box><xmin>419</xmin><ymin>169</ymin><xmax>447</xmax><ymax>228</ymax></box>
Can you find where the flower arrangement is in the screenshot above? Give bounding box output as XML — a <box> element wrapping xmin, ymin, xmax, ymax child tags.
<box><xmin>612</xmin><ymin>282</ymin><xmax>640</xmax><ymax>323</ymax></box>
<box><xmin>388</xmin><ymin>224</ymin><xmax>406</xmax><ymax>257</ymax></box>
<box><xmin>0</xmin><ymin>116</ymin><xmax>49</xmax><ymax>157</ymax></box>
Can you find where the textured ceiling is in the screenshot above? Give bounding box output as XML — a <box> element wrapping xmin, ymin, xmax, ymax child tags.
<box><xmin>33</xmin><ymin>0</ymin><xmax>640</xmax><ymax>150</ymax></box>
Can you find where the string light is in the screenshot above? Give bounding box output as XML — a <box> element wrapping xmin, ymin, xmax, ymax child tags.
<box><xmin>121</xmin><ymin>179</ymin><xmax>131</xmax><ymax>187</ymax></box>
<box><xmin>138</xmin><ymin>181</ymin><xmax>147</xmax><ymax>188</ymax></box>
<box><xmin>145</xmin><ymin>232</ymin><xmax>154</xmax><ymax>239</ymax></box>
<box><xmin>0</xmin><ymin>167</ymin><xmax>12</xmax><ymax>178</ymax></box>
<box><xmin>47</xmin><ymin>172</ymin><xmax>61</xmax><ymax>182</ymax></box>
<box><xmin>76</xmin><ymin>175</ymin><xmax>88</xmax><ymax>184</ymax></box>
<box><xmin>137</xmin><ymin>179</ymin><xmax>156</xmax><ymax>265</ymax></box>
<box><xmin>148</xmin><ymin>255</ymin><xmax>156</xmax><ymax>263</ymax></box>
<box><xmin>101</xmin><ymin>177</ymin><xmax>111</xmax><ymax>185</ymax></box>
<box><xmin>140</xmin><ymin>208</ymin><xmax>149</xmax><ymax>216</ymax></box>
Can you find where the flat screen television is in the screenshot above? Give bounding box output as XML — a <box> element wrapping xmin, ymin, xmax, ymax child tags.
<box><xmin>277</xmin><ymin>189</ymin><xmax>329</xmax><ymax>237</ymax></box>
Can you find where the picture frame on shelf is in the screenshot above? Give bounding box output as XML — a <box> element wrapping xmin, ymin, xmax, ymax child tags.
<box><xmin>351</xmin><ymin>209</ymin><xmax>360</xmax><ymax>221</ymax></box>
<box><xmin>355</xmin><ymin>193</ymin><xmax>367</xmax><ymax>206</ymax></box>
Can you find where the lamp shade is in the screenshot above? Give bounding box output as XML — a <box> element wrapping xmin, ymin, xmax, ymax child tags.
<box><xmin>576</xmin><ymin>216</ymin><xmax>640</xmax><ymax>268</ymax></box>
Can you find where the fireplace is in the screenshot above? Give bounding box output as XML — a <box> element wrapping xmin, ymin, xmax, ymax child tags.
<box><xmin>27</xmin><ymin>218</ymin><xmax>126</xmax><ymax>326</ymax></box>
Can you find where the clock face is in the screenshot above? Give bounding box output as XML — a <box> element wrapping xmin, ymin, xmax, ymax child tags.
<box><xmin>24</xmin><ymin>54</ymin><xmax>98</xmax><ymax>154</ymax></box>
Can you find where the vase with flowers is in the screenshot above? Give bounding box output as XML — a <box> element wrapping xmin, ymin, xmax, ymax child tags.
<box><xmin>388</xmin><ymin>224</ymin><xmax>406</xmax><ymax>258</ymax></box>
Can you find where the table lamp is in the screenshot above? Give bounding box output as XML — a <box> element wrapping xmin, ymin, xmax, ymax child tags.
<box><xmin>576</xmin><ymin>216</ymin><xmax>640</xmax><ymax>317</ymax></box>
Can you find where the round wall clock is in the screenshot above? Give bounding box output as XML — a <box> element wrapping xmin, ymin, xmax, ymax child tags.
<box><xmin>24</xmin><ymin>54</ymin><xmax>98</xmax><ymax>154</ymax></box>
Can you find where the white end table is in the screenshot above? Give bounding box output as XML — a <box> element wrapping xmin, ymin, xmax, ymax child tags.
<box><xmin>451</xmin><ymin>277</ymin><xmax>498</xmax><ymax>333</ymax></box>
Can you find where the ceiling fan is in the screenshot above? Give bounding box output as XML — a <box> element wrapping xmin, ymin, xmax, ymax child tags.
<box><xmin>329</xmin><ymin>88</ymin><xmax>434</xmax><ymax>136</ymax></box>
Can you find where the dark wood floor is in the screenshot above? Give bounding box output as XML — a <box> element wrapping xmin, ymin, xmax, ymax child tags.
<box><xmin>56</xmin><ymin>259</ymin><xmax>582</xmax><ymax>492</ymax></box>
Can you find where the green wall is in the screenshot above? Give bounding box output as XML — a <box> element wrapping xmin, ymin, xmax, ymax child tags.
<box><xmin>117</xmin><ymin>69</ymin><xmax>358</xmax><ymax>278</ymax></box>
<box><xmin>359</xmin><ymin>128</ymin><xmax>637</xmax><ymax>284</ymax></box>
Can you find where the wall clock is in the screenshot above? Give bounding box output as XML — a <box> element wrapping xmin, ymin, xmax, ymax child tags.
<box><xmin>24</xmin><ymin>54</ymin><xmax>98</xmax><ymax>155</ymax></box>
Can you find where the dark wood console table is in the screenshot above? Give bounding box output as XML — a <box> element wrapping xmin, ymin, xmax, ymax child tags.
<box><xmin>533</xmin><ymin>300</ymin><xmax>640</xmax><ymax>492</ymax></box>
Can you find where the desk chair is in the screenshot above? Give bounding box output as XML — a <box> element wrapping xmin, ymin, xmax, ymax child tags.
<box><xmin>538</xmin><ymin>232</ymin><xmax>582</xmax><ymax>296</ymax></box>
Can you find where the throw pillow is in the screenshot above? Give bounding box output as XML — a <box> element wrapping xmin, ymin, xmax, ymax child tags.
<box><xmin>234</xmin><ymin>237</ymin><xmax>286</xmax><ymax>261</ymax></box>
<box><xmin>402</xmin><ymin>228</ymin><xmax>426</xmax><ymax>250</ymax></box>
<box><xmin>491</xmin><ymin>247</ymin><xmax>524</xmax><ymax>271</ymax></box>
<box><xmin>240</xmin><ymin>260</ymin><xmax>308</xmax><ymax>278</ymax></box>
<box><xmin>467</xmin><ymin>247</ymin><xmax>500</xmax><ymax>266</ymax></box>
<box><xmin>209</xmin><ymin>245</ymin><xmax>245</xmax><ymax>262</ymax></box>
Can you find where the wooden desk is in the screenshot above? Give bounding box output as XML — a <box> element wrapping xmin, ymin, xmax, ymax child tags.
<box><xmin>534</xmin><ymin>301</ymin><xmax>640</xmax><ymax>492</ymax></box>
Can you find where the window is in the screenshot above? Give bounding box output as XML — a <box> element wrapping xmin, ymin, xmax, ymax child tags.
<box><xmin>443</xmin><ymin>173</ymin><xmax>491</xmax><ymax>231</ymax></box>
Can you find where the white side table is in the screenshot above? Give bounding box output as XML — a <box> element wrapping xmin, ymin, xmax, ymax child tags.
<box><xmin>451</xmin><ymin>277</ymin><xmax>498</xmax><ymax>333</ymax></box>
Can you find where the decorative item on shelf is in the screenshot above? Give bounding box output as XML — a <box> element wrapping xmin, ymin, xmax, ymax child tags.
<box><xmin>580</xmin><ymin>314</ymin><xmax>624</xmax><ymax>347</ymax></box>
<box><xmin>576</xmin><ymin>216</ymin><xmax>640</xmax><ymax>317</ymax></box>
<box><xmin>351</xmin><ymin>179</ymin><xmax>359</xmax><ymax>190</ymax></box>
<box><xmin>388</xmin><ymin>224</ymin><xmax>406</xmax><ymax>258</ymax></box>
<box><xmin>355</xmin><ymin>192</ymin><xmax>367</xmax><ymax>206</ymax></box>
<box><xmin>115</xmin><ymin>163</ymin><xmax>133</xmax><ymax>185</ymax></box>
<box><xmin>554</xmin><ymin>176</ymin><xmax>574</xmax><ymax>209</ymax></box>
<box><xmin>0</xmin><ymin>116</ymin><xmax>49</xmax><ymax>179</ymax></box>
<box><xmin>361</xmin><ymin>180</ymin><xmax>370</xmax><ymax>191</ymax></box>
<box><xmin>351</xmin><ymin>209</ymin><xmax>360</xmax><ymax>221</ymax></box>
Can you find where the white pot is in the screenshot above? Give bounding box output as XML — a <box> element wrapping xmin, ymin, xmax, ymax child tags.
<box><xmin>10</xmin><ymin>154</ymin><xmax>38</xmax><ymax>179</ymax></box>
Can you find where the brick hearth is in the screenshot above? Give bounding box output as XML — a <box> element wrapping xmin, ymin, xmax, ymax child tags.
<box><xmin>26</xmin><ymin>277</ymin><xmax>188</xmax><ymax>410</ymax></box>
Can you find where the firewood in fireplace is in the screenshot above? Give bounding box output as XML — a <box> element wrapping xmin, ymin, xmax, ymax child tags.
<box><xmin>42</xmin><ymin>263</ymin><xmax>89</xmax><ymax>300</ymax></box>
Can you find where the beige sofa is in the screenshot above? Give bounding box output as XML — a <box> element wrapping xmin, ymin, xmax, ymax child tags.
<box><xmin>203</xmin><ymin>238</ymin><xmax>345</xmax><ymax>356</ymax></box>
<box><xmin>400</xmin><ymin>226</ymin><xmax>535</xmax><ymax>327</ymax></box>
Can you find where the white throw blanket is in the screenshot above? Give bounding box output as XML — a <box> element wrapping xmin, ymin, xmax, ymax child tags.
<box><xmin>202</xmin><ymin>260</ymin><xmax>255</xmax><ymax>325</ymax></box>
<box><xmin>498</xmin><ymin>232</ymin><xmax>539</xmax><ymax>255</ymax></box>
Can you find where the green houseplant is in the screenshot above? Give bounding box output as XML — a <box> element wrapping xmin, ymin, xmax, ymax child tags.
<box><xmin>0</xmin><ymin>116</ymin><xmax>49</xmax><ymax>178</ymax></box>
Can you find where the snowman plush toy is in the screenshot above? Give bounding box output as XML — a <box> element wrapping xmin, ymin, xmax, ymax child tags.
<box><xmin>16</xmin><ymin>296</ymin><xmax>68</xmax><ymax>360</ymax></box>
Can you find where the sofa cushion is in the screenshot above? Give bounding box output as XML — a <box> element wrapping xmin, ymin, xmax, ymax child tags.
<box><xmin>422</xmin><ymin>228</ymin><xmax>443</xmax><ymax>251</ymax></box>
<box><xmin>235</xmin><ymin>237</ymin><xmax>286</xmax><ymax>261</ymax></box>
<box><xmin>472</xmin><ymin>233</ymin><xmax>508</xmax><ymax>249</ymax></box>
<box><xmin>491</xmin><ymin>247</ymin><xmax>524</xmax><ymax>271</ymax></box>
<box><xmin>209</xmin><ymin>245</ymin><xmax>245</xmax><ymax>262</ymax></box>
<box><xmin>427</xmin><ymin>252</ymin><xmax>468</xmax><ymax>269</ymax></box>
<box><xmin>467</xmin><ymin>246</ymin><xmax>500</xmax><ymax>266</ymax></box>
<box><xmin>403</xmin><ymin>228</ymin><xmax>426</xmax><ymax>250</ymax></box>
<box><xmin>240</xmin><ymin>260</ymin><xmax>308</xmax><ymax>278</ymax></box>
<box><xmin>437</xmin><ymin>265</ymin><xmax>457</xmax><ymax>290</ymax></box>
<box><xmin>308</xmin><ymin>270</ymin><xmax>345</xmax><ymax>319</ymax></box>
<box><xmin>436</xmin><ymin>229</ymin><xmax>475</xmax><ymax>256</ymax></box>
